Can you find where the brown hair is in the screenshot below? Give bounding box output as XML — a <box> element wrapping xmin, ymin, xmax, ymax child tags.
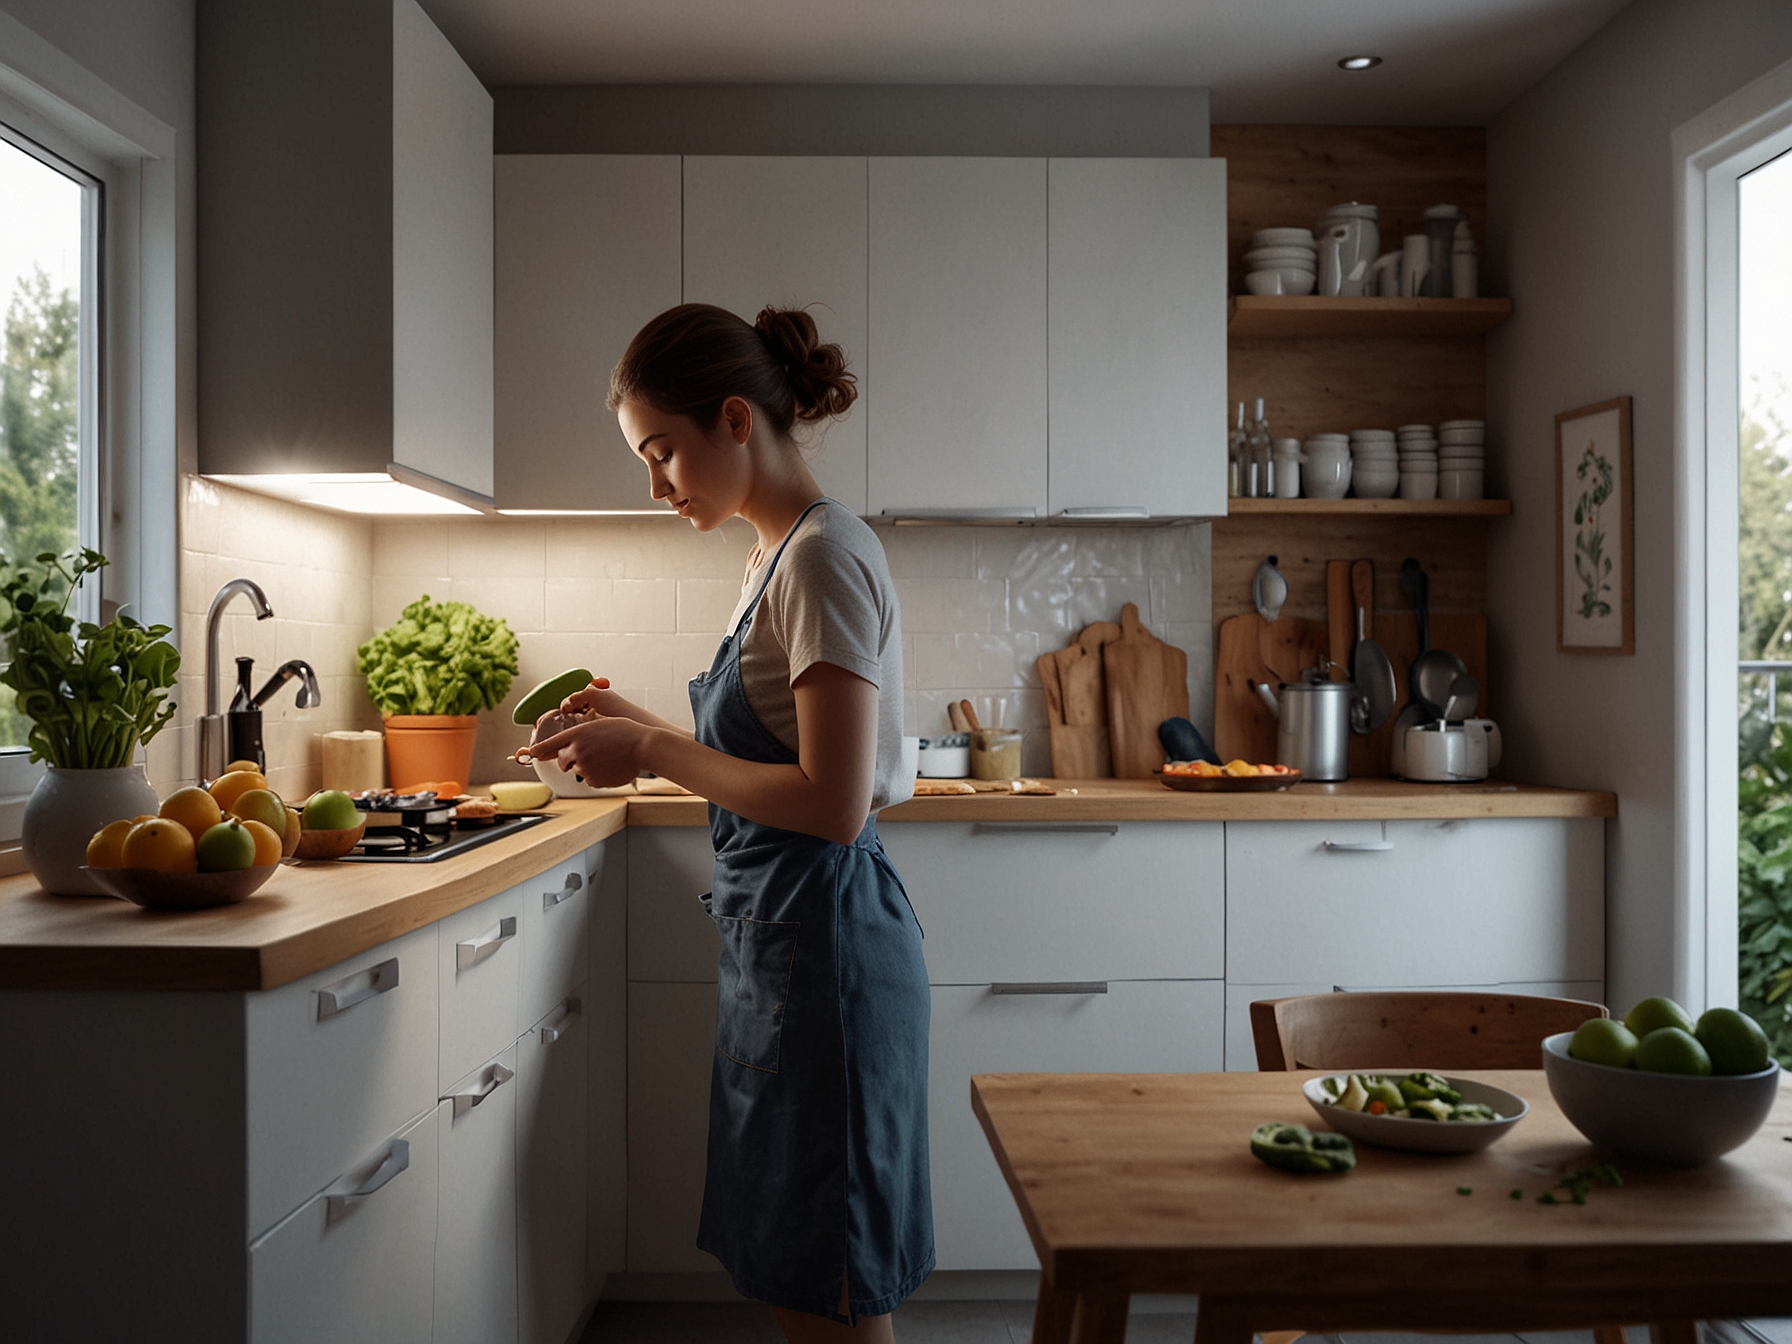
<box><xmin>606</xmin><ymin>303</ymin><xmax>857</xmax><ymax>437</ymax></box>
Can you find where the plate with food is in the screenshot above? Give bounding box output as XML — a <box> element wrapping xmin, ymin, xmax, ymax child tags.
<box><xmin>1303</xmin><ymin>1070</ymin><xmax>1529</xmax><ymax>1154</ymax></box>
<box><xmin>1160</xmin><ymin>760</ymin><xmax>1300</xmax><ymax>792</ymax></box>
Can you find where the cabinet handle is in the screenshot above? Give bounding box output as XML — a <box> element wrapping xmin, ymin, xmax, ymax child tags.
<box><xmin>971</xmin><ymin>821</ymin><xmax>1119</xmax><ymax>837</ymax></box>
<box><xmin>446</xmin><ymin>1061</ymin><xmax>515</xmax><ymax>1118</ymax></box>
<box><xmin>316</xmin><ymin>957</ymin><xmax>399</xmax><ymax>1021</ymax></box>
<box><xmin>456</xmin><ymin>916</ymin><xmax>517</xmax><ymax>970</ymax></box>
<box><xmin>990</xmin><ymin>981</ymin><xmax>1109</xmax><ymax>996</ymax></box>
<box><xmin>544</xmin><ymin>871</ymin><xmax>582</xmax><ymax>909</ymax></box>
<box><xmin>539</xmin><ymin>997</ymin><xmax>583</xmax><ymax>1044</ymax></box>
<box><xmin>325</xmin><ymin>1138</ymin><xmax>409</xmax><ymax>1224</ymax></box>
<box><xmin>1323</xmin><ymin>821</ymin><xmax>1393</xmax><ymax>853</ymax></box>
<box><xmin>880</xmin><ymin>507</ymin><xmax>1039</xmax><ymax>521</ymax></box>
<box><xmin>1055</xmin><ymin>507</ymin><xmax>1150</xmax><ymax>519</ymax></box>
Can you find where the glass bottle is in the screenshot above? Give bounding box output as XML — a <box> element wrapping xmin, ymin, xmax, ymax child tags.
<box><xmin>1249</xmin><ymin>398</ymin><xmax>1275</xmax><ymax>500</ymax></box>
<box><xmin>1229</xmin><ymin>401</ymin><xmax>1248</xmax><ymax>498</ymax></box>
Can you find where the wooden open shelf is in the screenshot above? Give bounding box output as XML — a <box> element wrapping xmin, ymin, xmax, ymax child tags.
<box><xmin>1227</xmin><ymin>296</ymin><xmax>1514</xmax><ymax>338</ymax></box>
<box><xmin>1225</xmin><ymin>497</ymin><xmax>1511</xmax><ymax>517</ymax></box>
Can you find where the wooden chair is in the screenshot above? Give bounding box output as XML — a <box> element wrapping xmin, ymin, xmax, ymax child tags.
<box><xmin>1250</xmin><ymin>991</ymin><xmax>1652</xmax><ymax>1344</ymax></box>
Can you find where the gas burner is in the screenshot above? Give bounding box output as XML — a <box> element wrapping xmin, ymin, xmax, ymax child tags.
<box><xmin>339</xmin><ymin>811</ymin><xmax>552</xmax><ymax>863</ymax></box>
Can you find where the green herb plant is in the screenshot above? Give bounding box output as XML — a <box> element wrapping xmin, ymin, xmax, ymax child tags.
<box><xmin>357</xmin><ymin>595</ymin><xmax>519</xmax><ymax>717</ymax></box>
<box><xmin>0</xmin><ymin>548</ymin><xmax>179</xmax><ymax>767</ymax></box>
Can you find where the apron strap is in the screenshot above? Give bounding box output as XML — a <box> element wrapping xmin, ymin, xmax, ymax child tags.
<box><xmin>740</xmin><ymin>497</ymin><xmax>832</xmax><ymax>622</ymax></box>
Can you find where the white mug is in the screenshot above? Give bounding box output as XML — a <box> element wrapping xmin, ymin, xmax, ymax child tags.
<box><xmin>1372</xmin><ymin>251</ymin><xmax>1402</xmax><ymax>297</ymax></box>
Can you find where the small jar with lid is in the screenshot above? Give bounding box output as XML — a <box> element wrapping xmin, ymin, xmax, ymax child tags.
<box><xmin>969</xmin><ymin>729</ymin><xmax>1024</xmax><ymax>781</ymax></box>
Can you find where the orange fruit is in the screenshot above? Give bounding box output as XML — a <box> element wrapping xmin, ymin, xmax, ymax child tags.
<box><xmin>240</xmin><ymin>818</ymin><xmax>284</xmax><ymax>867</ymax></box>
<box><xmin>225</xmin><ymin>758</ymin><xmax>262</xmax><ymax>775</ymax></box>
<box><xmin>229</xmin><ymin>787</ymin><xmax>288</xmax><ymax>835</ymax></box>
<box><xmin>282</xmin><ymin>807</ymin><xmax>303</xmax><ymax>857</ymax></box>
<box><xmin>85</xmin><ymin>819</ymin><xmax>136</xmax><ymax>869</ymax></box>
<box><xmin>160</xmin><ymin>785</ymin><xmax>225</xmax><ymax>842</ymax></box>
<box><xmin>121</xmin><ymin>818</ymin><xmax>198</xmax><ymax>874</ymax></box>
<box><xmin>208</xmin><ymin>769</ymin><xmax>268</xmax><ymax>812</ymax></box>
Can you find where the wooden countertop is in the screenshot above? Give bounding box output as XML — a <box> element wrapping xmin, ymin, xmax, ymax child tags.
<box><xmin>0</xmin><ymin>779</ymin><xmax>1612</xmax><ymax>993</ymax></box>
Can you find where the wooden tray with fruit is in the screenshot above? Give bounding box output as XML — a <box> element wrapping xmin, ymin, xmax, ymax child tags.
<box><xmin>1159</xmin><ymin>760</ymin><xmax>1301</xmax><ymax>793</ymax></box>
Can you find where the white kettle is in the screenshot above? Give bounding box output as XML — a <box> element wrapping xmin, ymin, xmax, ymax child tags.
<box><xmin>1394</xmin><ymin>718</ymin><xmax>1502</xmax><ymax>782</ymax></box>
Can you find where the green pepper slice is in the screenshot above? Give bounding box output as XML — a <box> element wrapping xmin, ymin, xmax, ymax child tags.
<box><xmin>1250</xmin><ymin>1122</ymin><xmax>1356</xmax><ymax>1174</ymax></box>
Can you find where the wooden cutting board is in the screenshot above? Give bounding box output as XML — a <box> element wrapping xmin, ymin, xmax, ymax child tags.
<box><xmin>1043</xmin><ymin>622</ymin><xmax>1120</xmax><ymax>778</ymax></box>
<box><xmin>1103</xmin><ymin>603</ymin><xmax>1190</xmax><ymax>778</ymax></box>
<box><xmin>1213</xmin><ymin>612</ymin><xmax>1332</xmax><ymax>764</ymax></box>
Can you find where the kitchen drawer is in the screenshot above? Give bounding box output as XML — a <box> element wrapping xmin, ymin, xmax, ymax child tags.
<box><xmin>518</xmin><ymin>989</ymin><xmax>589</xmax><ymax>1344</ymax></box>
<box><xmin>1222</xmin><ymin>979</ymin><xmax>1608</xmax><ymax>1072</ymax></box>
<box><xmin>627</xmin><ymin>825</ymin><xmax>720</xmax><ymax>983</ymax></box>
<box><xmin>1224</xmin><ymin>817</ymin><xmax>1604</xmax><ymax>988</ymax></box>
<box><xmin>439</xmin><ymin>883</ymin><xmax>529</xmax><ymax>1089</ymax></box>
<box><xmin>245</xmin><ymin>923</ymin><xmax>439</xmax><ymax>1236</ymax></box>
<box><xmin>877</xmin><ymin>821</ymin><xmax>1225</xmax><ymax>983</ymax></box>
<box><xmin>929</xmin><ymin>979</ymin><xmax>1224</xmax><ymax>1270</ymax></box>
<box><xmin>249</xmin><ymin>1105</ymin><xmax>438</xmax><ymax>1344</ymax></box>
<box><xmin>626</xmin><ymin>980</ymin><xmax>723</xmax><ymax>1273</ymax></box>
<box><xmin>436</xmin><ymin>1045</ymin><xmax>520</xmax><ymax>1344</ymax></box>
<box><xmin>519</xmin><ymin>845</ymin><xmax>598</xmax><ymax>1030</ymax></box>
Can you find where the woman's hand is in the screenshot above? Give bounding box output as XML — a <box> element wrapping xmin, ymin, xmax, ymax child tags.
<box><xmin>549</xmin><ymin>677</ymin><xmax>692</xmax><ymax>738</ymax></box>
<box><xmin>529</xmin><ymin>713</ymin><xmax>652</xmax><ymax>790</ymax></box>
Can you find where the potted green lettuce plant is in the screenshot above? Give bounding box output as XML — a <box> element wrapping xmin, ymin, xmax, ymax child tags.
<box><xmin>1</xmin><ymin>548</ymin><xmax>180</xmax><ymax>894</ymax></box>
<box><xmin>356</xmin><ymin>595</ymin><xmax>518</xmax><ymax>791</ymax></box>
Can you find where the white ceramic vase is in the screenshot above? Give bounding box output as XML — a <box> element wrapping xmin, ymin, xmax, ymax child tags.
<box><xmin>21</xmin><ymin>764</ymin><xmax>161</xmax><ymax>896</ymax></box>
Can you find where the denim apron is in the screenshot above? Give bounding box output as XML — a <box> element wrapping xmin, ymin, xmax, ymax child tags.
<box><xmin>689</xmin><ymin>499</ymin><xmax>934</xmax><ymax>1323</ymax></box>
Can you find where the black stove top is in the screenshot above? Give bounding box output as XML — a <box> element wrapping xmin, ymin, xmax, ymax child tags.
<box><xmin>340</xmin><ymin>811</ymin><xmax>551</xmax><ymax>863</ymax></box>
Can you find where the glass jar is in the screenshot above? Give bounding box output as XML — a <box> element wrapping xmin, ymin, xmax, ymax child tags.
<box><xmin>969</xmin><ymin>729</ymin><xmax>1024</xmax><ymax>781</ymax></box>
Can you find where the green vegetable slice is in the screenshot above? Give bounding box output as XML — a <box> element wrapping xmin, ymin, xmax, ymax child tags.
<box><xmin>512</xmin><ymin>667</ymin><xmax>595</xmax><ymax>725</ymax></box>
<box><xmin>1250</xmin><ymin>1122</ymin><xmax>1356</xmax><ymax>1174</ymax></box>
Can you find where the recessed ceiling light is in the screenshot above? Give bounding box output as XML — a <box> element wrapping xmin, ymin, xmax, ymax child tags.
<box><xmin>1338</xmin><ymin>55</ymin><xmax>1382</xmax><ymax>71</ymax></box>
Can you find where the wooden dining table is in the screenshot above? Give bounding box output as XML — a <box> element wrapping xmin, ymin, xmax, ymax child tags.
<box><xmin>970</xmin><ymin>1070</ymin><xmax>1792</xmax><ymax>1344</ymax></box>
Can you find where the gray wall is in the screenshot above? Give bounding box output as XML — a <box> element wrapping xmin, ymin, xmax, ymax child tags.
<box><xmin>495</xmin><ymin>83</ymin><xmax>1209</xmax><ymax>156</ymax></box>
<box><xmin>1484</xmin><ymin>0</ymin><xmax>1792</xmax><ymax>1009</ymax></box>
<box><xmin>0</xmin><ymin>0</ymin><xmax>197</xmax><ymax>476</ymax></box>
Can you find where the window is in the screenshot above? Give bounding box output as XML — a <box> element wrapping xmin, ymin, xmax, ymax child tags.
<box><xmin>0</xmin><ymin>120</ymin><xmax>102</xmax><ymax>753</ymax></box>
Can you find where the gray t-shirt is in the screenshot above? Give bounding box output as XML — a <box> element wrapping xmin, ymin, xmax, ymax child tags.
<box><xmin>725</xmin><ymin>500</ymin><xmax>911</xmax><ymax>813</ymax></box>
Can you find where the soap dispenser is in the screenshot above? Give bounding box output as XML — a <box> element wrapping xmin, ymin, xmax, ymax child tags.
<box><xmin>228</xmin><ymin>656</ymin><xmax>265</xmax><ymax>771</ymax></box>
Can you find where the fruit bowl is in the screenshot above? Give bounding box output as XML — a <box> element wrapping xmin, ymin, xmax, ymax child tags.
<box><xmin>83</xmin><ymin>863</ymin><xmax>279</xmax><ymax>910</ymax></box>
<box><xmin>292</xmin><ymin>819</ymin><xmax>367</xmax><ymax>861</ymax></box>
<box><xmin>1541</xmin><ymin>1031</ymin><xmax>1782</xmax><ymax>1166</ymax></box>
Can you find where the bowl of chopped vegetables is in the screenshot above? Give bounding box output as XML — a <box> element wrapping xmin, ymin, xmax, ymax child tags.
<box><xmin>1304</xmin><ymin>1070</ymin><xmax>1529</xmax><ymax>1154</ymax></box>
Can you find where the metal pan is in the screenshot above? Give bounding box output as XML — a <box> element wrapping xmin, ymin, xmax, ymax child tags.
<box><xmin>1401</xmin><ymin>558</ymin><xmax>1467</xmax><ymax>720</ymax></box>
<box><xmin>1349</xmin><ymin>560</ymin><xmax>1395</xmax><ymax>733</ymax></box>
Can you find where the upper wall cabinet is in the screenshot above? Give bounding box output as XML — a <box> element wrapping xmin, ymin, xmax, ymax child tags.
<box><xmin>494</xmin><ymin>156</ymin><xmax>682</xmax><ymax>512</ymax></box>
<box><xmin>867</xmin><ymin>159</ymin><xmax>1050</xmax><ymax>518</ymax></box>
<box><xmin>683</xmin><ymin>158</ymin><xmax>870</xmax><ymax>514</ymax></box>
<box><xmin>1047</xmin><ymin>159</ymin><xmax>1228</xmax><ymax>518</ymax></box>
<box><xmin>198</xmin><ymin>0</ymin><xmax>494</xmax><ymax>505</ymax></box>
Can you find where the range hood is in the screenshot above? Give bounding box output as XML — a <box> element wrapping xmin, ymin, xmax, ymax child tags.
<box><xmin>197</xmin><ymin>0</ymin><xmax>493</xmax><ymax>515</ymax></box>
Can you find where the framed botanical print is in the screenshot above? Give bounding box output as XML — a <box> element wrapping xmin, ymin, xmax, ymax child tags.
<box><xmin>1555</xmin><ymin>395</ymin><xmax>1634</xmax><ymax>654</ymax></box>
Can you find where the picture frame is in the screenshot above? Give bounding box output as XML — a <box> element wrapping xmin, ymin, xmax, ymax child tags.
<box><xmin>1555</xmin><ymin>395</ymin><xmax>1634</xmax><ymax>654</ymax></box>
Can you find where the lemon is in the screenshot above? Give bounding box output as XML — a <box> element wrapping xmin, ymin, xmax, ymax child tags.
<box><xmin>1695</xmin><ymin>1007</ymin><xmax>1771</xmax><ymax>1075</ymax></box>
<box><xmin>1568</xmin><ymin>1017</ymin><xmax>1638</xmax><ymax>1069</ymax></box>
<box><xmin>1624</xmin><ymin>995</ymin><xmax>1695</xmax><ymax>1040</ymax></box>
<box><xmin>195</xmin><ymin>819</ymin><xmax>257</xmax><ymax>873</ymax></box>
<box><xmin>85</xmin><ymin>819</ymin><xmax>136</xmax><ymax>870</ymax></box>
<box><xmin>1634</xmin><ymin>1026</ymin><xmax>1712</xmax><ymax>1076</ymax></box>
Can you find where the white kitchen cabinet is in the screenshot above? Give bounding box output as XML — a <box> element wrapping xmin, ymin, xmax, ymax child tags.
<box><xmin>929</xmin><ymin>980</ymin><xmax>1225</xmax><ymax>1268</ymax></box>
<box><xmin>517</xmin><ymin>991</ymin><xmax>588</xmax><ymax>1344</ymax></box>
<box><xmin>866</xmin><ymin>158</ymin><xmax>1049</xmax><ymax>517</ymax></box>
<box><xmin>877</xmin><ymin>820</ymin><xmax>1225</xmax><ymax>984</ymax></box>
<box><xmin>493</xmin><ymin>155</ymin><xmax>683</xmax><ymax>512</ymax></box>
<box><xmin>438</xmin><ymin>883</ymin><xmax>529</xmax><ymax>1089</ymax></box>
<box><xmin>625</xmin><ymin>979</ymin><xmax>723</xmax><ymax>1273</ymax></box>
<box><xmin>588</xmin><ymin>838</ymin><xmax>628</xmax><ymax>1290</ymax></box>
<box><xmin>627</xmin><ymin>824</ymin><xmax>722</xmax><ymax>983</ymax></box>
<box><xmin>249</xmin><ymin>1107</ymin><xmax>440</xmax><ymax>1344</ymax></box>
<box><xmin>519</xmin><ymin>848</ymin><xmax>592</xmax><ymax>1031</ymax></box>
<box><xmin>246</xmin><ymin>923</ymin><xmax>439</xmax><ymax>1237</ymax></box>
<box><xmin>436</xmin><ymin>1048</ymin><xmax>520</xmax><ymax>1344</ymax></box>
<box><xmin>1222</xmin><ymin>979</ymin><xmax>1608</xmax><ymax>1073</ymax></box>
<box><xmin>683</xmin><ymin>157</ymin><xmax>870</xmax><ymax>513</ymax></box>
<box><xmin>1225</xmin><ymin>818</ymin><xmax>1605</xmax><ymax>988</ymax></box>
<box><xmin>1046</xmin><ymin>158</ymin><xmax>1228</xmax><ymax>518</ymax></box>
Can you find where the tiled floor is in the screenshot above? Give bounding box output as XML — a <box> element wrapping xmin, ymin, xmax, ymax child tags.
<box><xmin>579</xmin><ymin>1307</ymin><xmax>1792</xmax><ymax>1344</ymax></box>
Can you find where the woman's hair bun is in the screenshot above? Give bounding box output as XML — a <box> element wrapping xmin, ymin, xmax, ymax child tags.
<box><xmin>754</xmin><ymin>307</ymin><xmax>858</xmax><ymax>424</ymax></box>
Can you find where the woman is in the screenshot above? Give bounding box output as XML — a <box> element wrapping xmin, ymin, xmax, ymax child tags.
<box><xmin>531</xmin><ymin>304</ymin><xmax>932</xmax><ymax>1342</ymax></box>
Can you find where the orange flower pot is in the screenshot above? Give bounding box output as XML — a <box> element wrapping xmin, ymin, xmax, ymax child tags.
<box><xmin>382</xmin><ymin>714</ymin><xmax>479</xmax><ymax>793</ymax></box>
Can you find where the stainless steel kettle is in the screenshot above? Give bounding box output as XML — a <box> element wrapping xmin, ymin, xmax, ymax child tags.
<box><xmin>1253</xmin><ymin>667</ymin><xmax>1354</xmax><ymax>781</ymax></box>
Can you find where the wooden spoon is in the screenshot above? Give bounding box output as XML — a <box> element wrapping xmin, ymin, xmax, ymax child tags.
<box><xmin>959</xmin><ymin>699</ymin><xmax>983</xmax><ymax>733</ymax></box>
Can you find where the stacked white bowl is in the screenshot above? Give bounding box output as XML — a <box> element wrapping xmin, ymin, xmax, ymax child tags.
<box><xmin>1348</xmin><ymin>429</ymin><xmax>1398</xmax><ymax>499</ymax></box>
<box><xmin>1302</xmin><ymin>433</ymin><xmax>1351</xmax><ymax>499</ymax></box>
<box><xmin>1243</xmin><ymin>227</ymin><xmax>1317</xmax><ymax>296</ymax></box>
<box><xmin>1396</xmin><ymin>424</ymin><xmax>1439</xmax><ymax>500</ymax></box>
<box><xmin>1437</xmin><ymin>419</ymin><xmax>1486</xmax><ymax>499</ymax></box>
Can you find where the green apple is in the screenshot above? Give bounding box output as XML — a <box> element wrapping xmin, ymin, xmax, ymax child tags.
<box><xmin>1695</xmin><ymin>1007</ymin><xmax>1772</xmax><ymax>1075</ymax></box>
<box><xmin>302</xmin><ymin>789</ymin><xmax>361</xmax><ymax>832</ymax></box>
<box><xmin>195</xmin><ymin>819</ymin><xmax>257</xmax><ymax>873</ymax></box>
<box><xmin>1624</xmin><ymin>995</ymin><xmax>1695</xmax><ymax>1040</ymax></box>
<box><xmin>1568</xmin><ymin>1017</ymin><xmax>1639</xmax><ymax>1069</ymax></box>
<box><xmin>1634</xmin><ymin>1026</ymin><xmax>1713</xmax><ymax>1076</ymax></box>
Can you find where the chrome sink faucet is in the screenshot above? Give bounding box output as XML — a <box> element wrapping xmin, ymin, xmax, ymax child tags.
<box><xmin>199</xmin><ymin>578</ymin><xmax>273</xmax><ymax>780</ymax></box>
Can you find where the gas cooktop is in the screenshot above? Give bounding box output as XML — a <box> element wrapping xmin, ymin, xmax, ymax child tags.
<box><xmin>339</xmin><ymin>810</ymin><xmax>551</xmax><ymax>863</ymax></box>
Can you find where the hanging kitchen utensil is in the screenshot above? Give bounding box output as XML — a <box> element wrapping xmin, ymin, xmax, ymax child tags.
<box><xmin>1441</xmin><ymin>671</ymin><xmax>1480</xmax><ymax>723</ymax></box>
<box><xmin>1349</xmin><ymin>560</ymin><xmax>1395</xmax><ymax>733</ymax></box>
<box><xmin>1401</xmin><ymin>557</ymin><xmax>1467</xmax><ymax>720</ymax></box>
<box><xmin>1252</xmin><ymin>555</ymin><xmax>1288</xmax><ymax>623</ymax></box>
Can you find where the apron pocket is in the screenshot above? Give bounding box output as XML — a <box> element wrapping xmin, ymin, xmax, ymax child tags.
<box><xmin>713</xmin><ymin>915</ymin><xmax>800</xmax><ymax>1073</ymax></box>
